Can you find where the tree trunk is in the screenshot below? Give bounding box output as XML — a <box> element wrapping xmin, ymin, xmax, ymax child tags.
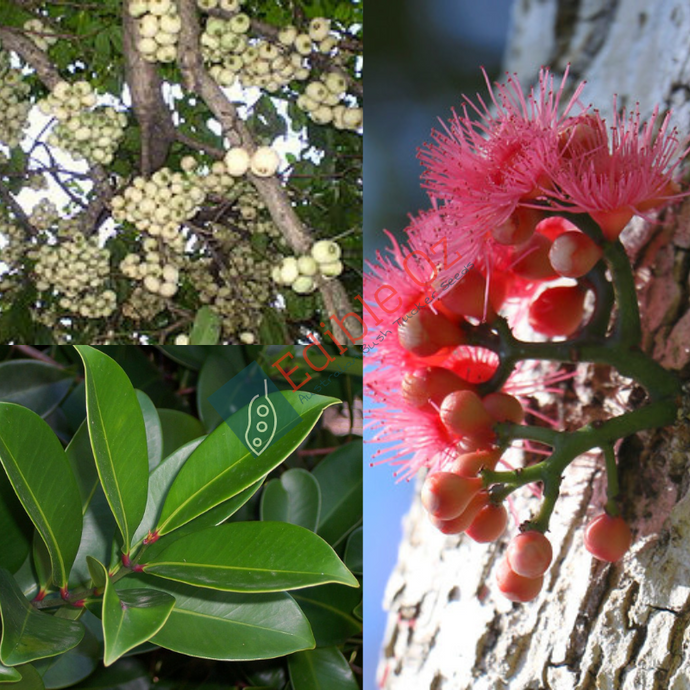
<box><xmin>377</xmin><ymin>1</ymin><xmax>690</xmax><ymax>688</ymax></box>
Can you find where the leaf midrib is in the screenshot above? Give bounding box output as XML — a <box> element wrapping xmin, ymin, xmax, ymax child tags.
<box><xmin>0</xmin><ymin>436</ymin><xmax>65</xmax><ymax>585</ymax></box>
<box><xmin>157</xmin><ymin>404</ymin><xmax>325</xmax><ymax>534</ymax></box>
<box><xmin>89</xmin><ymin>376</ymin><xmax>129</xmax><ymax>546</ymax></box>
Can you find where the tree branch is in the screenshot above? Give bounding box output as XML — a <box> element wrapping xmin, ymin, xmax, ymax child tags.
<box><xmin>0</xmin><ymin>26</ymin><xmax>61</xmax><ymax>89</ymax></box>
<box><xmin>0</xmin><ymin>178</ymin><xmax>38</xmax><ymax>237</ymax></box>
<box><xmin>122</xmin><ymin>7</ymin><xmax>176</xmax><ymax>175</ymax></box>
<box><xmin>175</xmin><ymin>0</ymin><xmax>362</xmax><ymax>343</ymax></box>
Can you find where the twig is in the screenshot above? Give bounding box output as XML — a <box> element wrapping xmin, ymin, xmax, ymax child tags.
<box><xmin>0</xmin><ymin>179</ymin><xmax>38</xmax><ymax>237</ymax></box>
<box><xmin>12</xmin><ymin>345</ymin><xmax>64</xmax><ymax>367</ymax></box>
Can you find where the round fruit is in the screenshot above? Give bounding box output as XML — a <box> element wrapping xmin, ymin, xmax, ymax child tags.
<box><xmin>421</xmin><ymin>472</ymin><xmax>483</xmax><ymax>521</ymax></box>
<box><xmin>439</xmin><ymin>390</ymin><xmax>496</xmax><ymax>443</ymax></box>
<box><xmin>401</xmin><ymin>366</ymin><xmax>473</xmax><ymax>412</ymax></box>
<box><xmin>528</xmin><ymin>285</ymin><xmax>586</xmax><ymax>337</ymax></box>
<box><xmin>397</xmin><ymin>309</ymin><xmax>464</xmax><ymax>358</ymax></box>
<box><xmin>482</xmin><ymin>392</ymin><xmax>524</xmax><ymax>424</ymax></box>
<box><xmin>496</xmin><ymin>558</ymin><xmax>544</xmax><ymax>603</ymax></box>
<box><xmin>584</xmin><ymin>513</ymin><xmax>632</xmax><ymax>562</ymax></box>
<box><xmin>549</xmin><ymin>230</ymin><xmax>603</xmax><ymax>278</ymax></box>
<box><xmin>506</xmin><ymin>531</ymin><xmax>553</xmax><ymax>578</ymax></box>
<box><xmin>466</xmin><ymin>503</ymin><xmax>508</xmax><ymax>543</ymax></box>
<box><xmin>250</xmin><ymin>146</ymin><xmax>280</xmax><ymax>177</ymax></box>
<box><xmin>312</xmin><ymin>240</ymin><xmax>341</xmax><ymax>263</ymax></box>
<box><xmin>224</xmin><ymin>147</ymin><xmax>250</xmax><ymax>176</ymax></box>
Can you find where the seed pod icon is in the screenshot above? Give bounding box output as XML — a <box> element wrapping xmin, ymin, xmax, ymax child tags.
<box><xmin>245</xmin><ymin>380</ymin><xmax>277</xmax><ymax>456</ymax></box>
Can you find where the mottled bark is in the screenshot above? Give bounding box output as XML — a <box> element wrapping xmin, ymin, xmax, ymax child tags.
<box><xmin>379</xmin><ymin>1</ymin><xmax>690</xmax><ymax>687</ymax></box>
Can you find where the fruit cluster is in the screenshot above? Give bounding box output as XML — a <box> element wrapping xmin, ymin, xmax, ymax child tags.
<box><xmin>128</xmin><ymin>0</ymin><xmax>182</xmax><ymax>64</ymax></box>
<box><xmin>273</xmin><ymin>239</ymin><xmax>343</xmax><ymax>294</ymax></box>
<box><xmin>0</xmin><ymin>50</ymin><xmax>31</xmax><ymax>149</ymax></box>
<box><xmin>28</xmin><ymin>199</ymin><xmax>59</xmax><ymax>231</ymax></box>
<box><xmin>224</xmin><ymin>145</ymin><xmax>280</xmax><ymax>178</ymax></box>
<box><xmin>38</xmin><ymin>81</ymin><xmax>126</xmax><ymax>166</ymax></box>
<box><xmin>120</xmin><ymin>248</ymin><xmax>180</xmax><ymax>299</ymax></box>
<box><xmin>366</xmin><ymin>67</ymin><xmax>686</xmax><ymax>603</ymax></box>
<box><xmin>23</xmin><ymin>18</ymin><xmax>58</xmax><ymax>51</ymax></box>
<box><xmin>298</xmin><ymin>72</ymin><xmax>362</xmax><ymax>130</ymax></box>
<box><xmin>30</xmin><ymin>234</ymin><xmax>116</xmax><ymax>319</ymax></box>
<box><xmin>198</xmin><ymin>8</ymin><xmax>362</xmax><ymax>131</ymax></box>
<box><xmin>110</xmin><ymin>168</ymin><xmax>206</xmax><ymax>246</ymax></box>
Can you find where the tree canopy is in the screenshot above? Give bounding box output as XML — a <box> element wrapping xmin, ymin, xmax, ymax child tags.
<box><xmin>0</xmin><ymin>0</ymin><xmax>363</xmax><ymax>345</ymax></box>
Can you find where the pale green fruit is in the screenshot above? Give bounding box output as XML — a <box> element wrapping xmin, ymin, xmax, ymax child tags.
<box><xmin>279</xmin><ymin>257</ymin><xmax>299</xmax><ymax>284</ymax></box>
<box><xmin>292</xmin><ymin>275</ymin><xmax>315</xmax><ymax>294</ymax></box>
<box><xmin>319</xmin><ymin>260</ymin><xmax>343</xmax><ymax>277</ymax></box>
<box><xmin>311</xmin><ymin>239</ymin><xmax>341</xmax><ymax>263</ymax></box>
<box><xmin>297</xmin><ymin>256</ymin><xmax>318</xmax><ymax>276</ymax></box>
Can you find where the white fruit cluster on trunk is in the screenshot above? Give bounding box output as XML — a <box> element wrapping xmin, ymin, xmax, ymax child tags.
<box><xmin>377</xmin><ymin>1</ymin><xmax>690</xmax><ymax>687</ymax></box>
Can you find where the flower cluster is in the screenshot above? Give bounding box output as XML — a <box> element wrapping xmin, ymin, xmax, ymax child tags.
<box><xmin>365</xmin><ymin>67</ymin><xmax>688</xmax><ymax>603</ymax></box>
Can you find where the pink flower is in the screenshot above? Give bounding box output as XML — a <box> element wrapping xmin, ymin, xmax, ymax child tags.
<box><xmin>418</xmin><ymin>67</ymin><xmax>587</xmax><ymax>239</ymax></box>
<box><xmin>546</xmin><ymin>103</ymin><xmax>689</xmax><ymax>239</ymax></box>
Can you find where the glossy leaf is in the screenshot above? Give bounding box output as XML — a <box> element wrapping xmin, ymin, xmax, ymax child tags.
<box><xmin>89</xmin><ymin>560</ymin><xmax>174</xmax><ymax>666</ymax></box>
<box><xmin>288</xmin><ymin>647</ymin><xmax>359</xmax><ymax>690</ymax></box>
<box><xmin>130</xmin><ymin>438</ymin><xmax>206</xmax><ymax>548</ymax></box>
<box><xmin>140</xmin><ymin>479</ymin><xmax>264</xmax><ymax>562</ymax></box>
<box><xmin>156</xmin><ymin>409</ymin><xmax>206</xmax><ymax>460</ymax></box>
<box><xmin>0</xmin><ymin>361</ymin><xmax>73</xmax><ymax>419</ymax></box>
<box><xmin>312</xmin><ymin>441</ymin><xmax>363</xmax><ymax>548</ymax></box>
<box><xmin>344</xmin><ymin>528</ymin><xmax>362</xmax><ymax>575</ymax></box>
<box><xmin>0</xmin><ymin>403</ymin><xmax>83</xmax><ymax>588</ymax></box>
<box><xmin>75</xmin><ymin>346</ymin><xmax>149</xmax><ymax>552</ymax></box>
<box><xmin>68</xmin><ymin>486</ymin><xmax>117</xmax><ymax>588</ymax></box>
<box><xmin>86</xmin><ymin>556</ymin><xmax>106</xmax><ymax>590</ymax></box>
<box><xmin>64</xmin><ymin>421</ymin><xmax>98</xmax><ymax>511</ymax></box>
<box><xmin>0</xmin><ymin>464</ymin><xmax>33</xmax><ymax>574</ymax></box>
<box><xmin>260</xmin><ymin>468</ymin><xmax>321</xmax><ymax>531</ymax></box>
<box><xmin>2</xmin><ymin>664</ymin><xmax>44</xmax><ymax>690</ymax></box>
<box><xmin>155</xmin><ymin>346</ymin><xmax>209</xmax><ymax>371</ymax></box>
<box><xmin>353</xmin><ymin>599</ymin><xmax>362</xmax><ymax>621</ymax></box>
<box><xmin>68</xmin><ymin>657</ymin><xmax>147</xmax><ymax>689</ymax></box>
<box><xmin>119</xmin><ymin>574</ymin><xmax>315</xmax><ymax>661</ymax></box>
<box><xmin>0</xmin><ymin>567</ymin><xmax>84</xmax><ymax>666</ymax></box>
<box><xmin>143</xmin><ymin>522</ymin><xmax>358</xmax><ymax>592</ymax></box>
<box><xmin>0</xmin><ymin>660</ymin><xmax>21</xmax><ymax>682</ymax></box>
<box><xmin>31</xmin><ymin>533</ymin><xmax>51</xmax><ymax>592</ymax></box>
<box><xmin>37</xmin><ymin>619</ymin><xmax>100</xmax><ymax>689</ymax></box>
<box><xmin>189</xmin><ymin>306</ymin><xmax>221</xmax><ymax>345</ymax></box>
<box><xmin>135</xmin><ymin>391</ymin><xmax>163</xmax><ymax>471</ymax></box>
<box><xmin>155</xmin><ymin>392</ymin><xmax>338</xmax><ymax>535</ymax></box>
<box><xmin>196</xmin><ymin>353</ymin><xmax>247</xmax><ymax>431</ymax></box>
<box><xmin>292</xmin><ymin>584</ymin><xmax>362</xmax><ymax>647</ymax></box>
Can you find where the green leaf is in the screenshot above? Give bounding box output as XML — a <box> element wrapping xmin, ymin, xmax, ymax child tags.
<box><xmin>0</xmin><ymin>660</ymin><xmax>22</xmax><ymax>682</ymax></box>
<box><xmin>288</xmin><ymin>647</ymin><xmax>359</xmax><ymax>690</ymax></box>
<box><xmin>292</xmin><ymin>584</ymin><xmax>361</xmax><ymax>648</ymax></box>
<box><xmin>140</xmin><ymin>478</ymin><xmax>264</xmax><ymax>562</ymax></box>
<box><xmin>86</xmin><ymin>556</ymin><xmax>106</xmax><ymax>590</ymax></box>
<box><xmin>0</xmin><ymin>404</ymin><xmax>83</xmax><ymax>589</ymax></box>
<box><xmin>68</xmin><ymin>486</ymin><xmax>117</xmax><ymax>589</ymax></box>
<box><xmin>353</xmin><ymin>600</ymin><xmax>362</xmax><ymax>621</ymax></box>
<box><xmin>0</xmin><ymin>567</ymin><xmax>84</xmax><ymax>666</ymax></box>
<box><xmin>189</xmin><ymin>307</ymin><xmax>221</xmax><ymax>345</ymax></box>
<box><xmin>135</xmin><ymin>391</ymin><xmax>163</xmax><ymax>471</ymax></box>
<box><xmin>64</xmin><ymin>422</ymin><xmax>98</xmax><ymax>511</ymax></box>
<box><xmin>31</xmin><ymin>533</ymin><xmax>51</xmax><ymax>592</ymax></box>
<box><xmin>155</xmin><ymin>346</ymin><xmax>209</xmax><ymax>370</ymax></box>
<box><xmin>0</xmin><ymin>361</ymin><xmax>73</xmax><ymax>419</ymax></box>
<box><xmin>0</xmin><ymin>464</ymin><xmax>33</xmax><ymax>574</ymax></box>
<box><xmin>260</xmin><ymin>469</ymin><xmax>321</xmax><ymax>531</ymax></box>
<box><xmin>130</xmin><ymin>438</ymin><xmax>206</xmax><ymax>547</ymax></box>
<box><xmin>344</xmin><ymin>528</ymin><xmax>362</xmax><ymax>575</ymax></box>
<box><xmin>143</xmin><ymin>522</ymin><xmax>358</xmax><ymax>592</ymax></box>
<box><xmin>75</xmin><ymin>346</ymin><xmax>149</xmax><ymax>553</ymax></box>
<box><xmin>0</xmin><ymin>664</ymin><xmax>44</xmax><ymax>690</ymax></box>
<box><xmin>196</xmin><ymin>353</ymin><xmax>247</xmax><ymax>431</ymax></box>
<box><xmin>119</xmin><ymin>574</ymin><xmax>315</xmax><ymax>661</ymax></box>
<box><xmin>89</xmin><ymin>560</ymin><xmax>174</xmax><ymax>667</ymax></box>
<box><xmin>312</xmin><ymin>441</ymin><xmax>362</xmax><ymax>549</ymax></box>
<box><xmin>155</xmin><ymin>392</ymin><xmax>338</xmax><ymax>535</ymax></box>
<box><xmin>156</xmin><ymin>410</ymin><xmax>206</xmax><ymax>461</ymax></box>
<box><xmin>69</xmin><ymin>657</ymin><xmax>147</xmax><ymax>689</ymax></box>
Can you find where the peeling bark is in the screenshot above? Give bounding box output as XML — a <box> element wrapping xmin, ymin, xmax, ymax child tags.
<box><xmin>378</xmin><ymin>1</ymin><xmax>690</xmax><ymax>687</ymax></box>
